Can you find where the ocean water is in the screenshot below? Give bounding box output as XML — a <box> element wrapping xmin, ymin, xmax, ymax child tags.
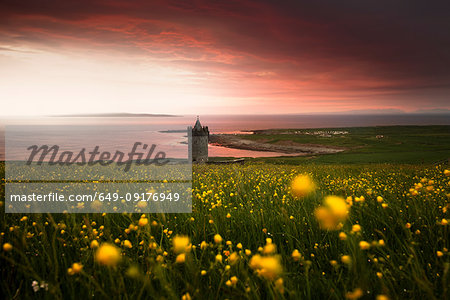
<box><xmin>1</xmin><ymin>114</ymin><xmax>449</xmax><ymax>160</ymax></box>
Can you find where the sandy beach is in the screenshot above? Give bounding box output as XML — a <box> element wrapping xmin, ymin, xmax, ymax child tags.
<box><xmin>209</xmin><ymin>133</ymin><xmax>345</xmax><ymax>155</ymax></box>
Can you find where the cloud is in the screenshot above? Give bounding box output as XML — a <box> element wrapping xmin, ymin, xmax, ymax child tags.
<box><xmin>0</xmin><ymin>0</ymin><xmax>449</xmax><ymax>114</ymax></box>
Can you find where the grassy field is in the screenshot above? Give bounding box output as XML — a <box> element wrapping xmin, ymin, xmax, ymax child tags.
<box><xmin>237</xmin><ymin>125</ymin><xmax>450</xmax><ymax>164</ymax></box>
<box><xmin>1</xmin><ymin>162</ymin><xmax>449</xmax><ymax>299</ymax></box>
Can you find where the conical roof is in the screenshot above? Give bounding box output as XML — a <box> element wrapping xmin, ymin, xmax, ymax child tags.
<box><xmin>193</xmin><ymin>116</ymin><xmax>202</xmax><ymax>131</ymax></box>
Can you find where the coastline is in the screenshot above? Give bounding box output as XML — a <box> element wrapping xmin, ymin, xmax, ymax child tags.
<box><xmin>209</xmin><ymin>133</ymin><xmax>345</xmax><ymax>155</ymax></box>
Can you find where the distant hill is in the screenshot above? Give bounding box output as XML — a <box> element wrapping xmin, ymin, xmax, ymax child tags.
<box><xmin>411</xmin><ymin>108</ymin><xmax>450</xmax><ymax>114</ymax></box>
<box><xmin>52</xmin><ymin>113</ymin><xmax>181</xmax><ymax>118</ymax></box>
<box><xmin>309</xmin><ymin>108</ymin><xmax>450</xmax><ymax>115</ymax></box>
<box><xmin>330</xmin><ymin>109</ymin><xmax>405</xmax><ymax>115</ymax></box>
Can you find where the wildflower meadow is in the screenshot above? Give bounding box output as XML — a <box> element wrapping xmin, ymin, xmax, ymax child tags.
<box><xmin>1</xmin><ymin>163</ymin><xmax>449</xmax><ymax>299</ymax></box>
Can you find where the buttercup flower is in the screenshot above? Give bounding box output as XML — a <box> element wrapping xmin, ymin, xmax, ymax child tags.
<box><xmin>214</xmin><ymin>234</ymin><xmax>223</xmax><ymax>244</ymax></box>
<box><xmin>3</xmin><ymin>243</ymin><xmax>13</xmax><ymax>252</ymax></box>
<box><xmin>249</xmin><ymin>254</ymin><xmax>282</xmax><ymax>280</ymax></box>
<box><xmin>173</xmin><ymin>235</ymin><xmax>191</xmax><ymax>253</ymax></box>
<box><xmin>291</xmin><ymin>174</ymin><xmax>316</xmax><ymax>197</ymax></box>
<box><xmin>95</xmin><ymin>243</ymin><xmax>121</xmax><ymax>266</ymax></box>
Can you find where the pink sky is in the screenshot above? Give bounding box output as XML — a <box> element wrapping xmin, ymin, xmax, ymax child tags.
<box><xmin>1</xmin><ymin>0</ymin><xmax>449</xmax><ymax>116</ymax></box>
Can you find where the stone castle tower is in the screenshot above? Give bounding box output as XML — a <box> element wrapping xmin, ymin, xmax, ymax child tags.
<box><xmin>190</xmin><ymin>116</ymin><xmax>209</xmax><ymax>163</ymax></box>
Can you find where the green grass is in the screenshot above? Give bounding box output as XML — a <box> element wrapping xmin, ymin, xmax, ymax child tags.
<box><xmin>236</xmin><ymin>125</ymin><xmax>450</xmax><ymax>164</ymax></box>
<box><xmin>1</xmin><ymin>162</ymin><xmax>449</xmax><ymax>299</ymax></box>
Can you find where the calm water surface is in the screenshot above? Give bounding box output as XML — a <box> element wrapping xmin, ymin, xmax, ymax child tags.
<box><xmin>1</xmin><ymin>114</ymin><xmax>449</xmax><ymax>159</ymax></box>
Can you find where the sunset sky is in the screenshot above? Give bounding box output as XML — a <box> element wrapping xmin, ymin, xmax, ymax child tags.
<box><xmin>1</xmin><ymin>0</ymin><xmax>449</xmax><ymax>116</ymax></box>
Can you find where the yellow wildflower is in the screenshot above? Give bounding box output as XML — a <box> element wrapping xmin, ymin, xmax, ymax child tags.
<box><xmin>275</xmin><ymin>278</ymin><xmax>284</xmax><ymax>293</ymax></box>
<box><xmin>346</xmin><ymin>288</ymin><xmax>363</xmax><ymax>299</ymax></box>
<box><xmin>214</xmin><ymin>234</ymin><xmax>223</xmax><ymax>244</ymax></box>
<box><xmin>351</xmin><ymin>224</ymin><xmax>361</xmax><ymax>233</ymax></box>
<box><xmin>175</xmin><ymin>253</ymin><xmax>186</xmax><ymax>263</ymax></box>
<box><xmin>324</xmin><ymin>196</ymin><xmax>349</xmax><ymax>219</ymax></box>
<box><xmin>138</xmin><ymin>217</ymin><xmax>148</xmax><ymax>227</ymax></box>
<box><xmin>315</xmin><ymin>196</ymin><xmax>349</xmax><ymax>230</ymax></box>
<box><xmin>3</xmin><ymin>243</ymin><xmax>13</xmax><ymax>252</ymax></box>
<box><xmin>123</xmin><ymin>240</ymin><xmax>132</xmax><ymax>249</ymax></box>
<box><xmin>181</xmin><ymin>292</ymin><xmax>191</xmax><ymax>300</ymax></box>
<box><xmin>339</xmin><ymin>232</ymin><xmax>347</xmax><ymax>240</ymax></box>
<box><xmin>291</xmin><ymin>249</ymin><xmax>301</xmax><ymax>261</ymax></box>
<box><xmin>291</xmin><ymin>174</ymin><xmax>316</xmax><ymax>197</ymax></box>
<box><xmin>95</xmin><ymin>243</ymin><xmax>121</xmax><ymax>266</ymax></box>
<box><xmin>263</xmin><ymin>243</ymin><xmax>276</xmax><ymax>255</ymax></box>
<box><xmin>359</xmin><ymin>241</ymin><xmax>370</xmax><ymax>250</ymax></box>
<box><xmin>68</xmin><ymin>262</ymin><xmax>83</xmax><ymax>275</ymax></box>
<box><xmin>249</xmin><ymin>254</ymin><xmax>282</xmax><ymax>280</ymax></box>
<box><xmin>341</xmin><ymin>255</ymin><xmax>352</xmax><ymax>265</ymax></box>
<box><xmin>200</xmin><ymin>241</ymin><xmax>208</xmax><ymax>250</ymax></box>
<box><xmin>228</xmin><ymin>252</ymin><xmax>239</xmax><ymax>264</ymax></box>
<box><xmin>173</xmin><ymin>235</ymin><xmax>191</xmax><ymax>253</ymax></box>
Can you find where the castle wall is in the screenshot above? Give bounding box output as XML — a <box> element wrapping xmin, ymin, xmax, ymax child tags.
<box><xmin>192</xmin><ymin>134</ymin><xmax>208</xmax><ymax>163</ymax></box>
<box><xmin>191</xmin><ymin>119</ymin><xmax>209</xmax><ymax>163</ymax></box>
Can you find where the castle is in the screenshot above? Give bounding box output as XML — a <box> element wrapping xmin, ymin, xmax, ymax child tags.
<box><xmin>190</xmin><ymin>116</ymin><xmax>209</xmax><ymax>163</ymax></box>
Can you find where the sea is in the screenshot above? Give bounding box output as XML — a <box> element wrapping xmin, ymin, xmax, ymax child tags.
<box><xmin>1</xmin><ymin>114</ymin><xmax>449</xmax><ymax>160</ymax></box>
